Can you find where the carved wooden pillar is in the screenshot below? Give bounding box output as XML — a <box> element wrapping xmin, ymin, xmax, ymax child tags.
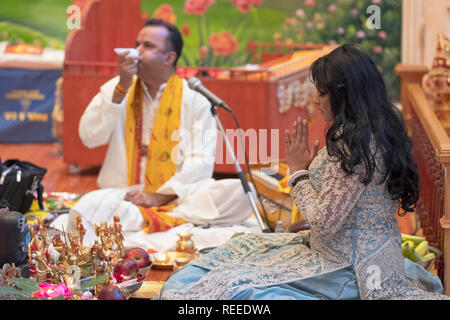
<box><xmin>401</xmin><ymin>0</ymin><xmax>425</xmax><ymax>65</ymax></box>
<box><xmin>397</xmin><ymin>63</ymin><xmax>450</xmax><ymax>294</ymax></box>
<box><xmin>395</xmin><ymin>64</ymin><xmax>428</xmax><ymax>131</ymax></box>
<box><xmin>440</xmin><ymin>157</ymin><xmax>450</xmax><ymax>295</ymax></box>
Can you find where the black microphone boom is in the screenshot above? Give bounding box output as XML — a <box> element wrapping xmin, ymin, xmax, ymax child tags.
<box><xmin>188</xmin><ymin>77</ymin><xmax>270</xmax><ymax>232</ymax></box>
<box><xmin>187</xmin><ymin>77</ymin><xmax>232</xmax><ymax>112</ymax></box>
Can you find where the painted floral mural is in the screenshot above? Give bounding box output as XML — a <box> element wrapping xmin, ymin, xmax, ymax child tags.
<box><xmin>144</xmin><ymin>0</ymin><xmax>401</xmax><ymax>100</ymax></box>
<box><xmin>0</xmin><ymin>0</ymin><xmax>401</xmax><ymax>99</ymax></box>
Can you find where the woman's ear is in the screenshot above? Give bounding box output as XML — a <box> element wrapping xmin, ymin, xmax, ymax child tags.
<box><xmin>311</xmin><ymin>89</ymin><xmax>320</xmax><ymax>105</ymax></box>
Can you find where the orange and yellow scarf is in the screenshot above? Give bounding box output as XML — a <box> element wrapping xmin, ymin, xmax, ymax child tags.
<box><xmin>125</xmin><ymin>74</ymin><xmax>186</xmax><ymax>233</ymax></box>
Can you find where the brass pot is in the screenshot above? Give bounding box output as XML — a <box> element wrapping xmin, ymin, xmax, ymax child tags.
<box><xmin>176</xmin><ymin>233</ymin><xmax>195</xmax><ymax>253</ymax></box>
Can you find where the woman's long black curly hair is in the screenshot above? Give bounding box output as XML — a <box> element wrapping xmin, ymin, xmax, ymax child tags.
<box><xmin>310</xmin><ymin>44</ymin><xmax>419</xmax><ymax>214</ymax></box>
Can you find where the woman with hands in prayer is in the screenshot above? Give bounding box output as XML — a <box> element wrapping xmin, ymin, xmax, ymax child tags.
<box><xmin>159</xmin><ymin>44</ymin><xmax>448</xmax><ymax>300</ymax></box>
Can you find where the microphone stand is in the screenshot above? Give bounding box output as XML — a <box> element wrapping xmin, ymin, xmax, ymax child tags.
<box><xmin>209</xmin><ymin>104</ymin><xmax>270</xmax><ymax>233</ymax></box>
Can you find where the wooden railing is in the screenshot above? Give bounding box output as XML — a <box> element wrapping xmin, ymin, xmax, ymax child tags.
<box><xmin>396</xmin><ymin>64</ymin><xmax>450</xmax><ymax>295</ymax></box>
<box><xmin>246</xmin><ymin>41</ymin><xmax>327</xmax><ymax>64</ymax></box>
<box><xmin>177</xmin><ymin>46</ymin><xmax>333</xmax><ymax>82</ymax></box>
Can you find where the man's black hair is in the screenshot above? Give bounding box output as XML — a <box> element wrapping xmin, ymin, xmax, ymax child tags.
<box><xmin>144</xmin><ymin>18</ymin><xmax>183</xmax><ymax>67</ymax></box>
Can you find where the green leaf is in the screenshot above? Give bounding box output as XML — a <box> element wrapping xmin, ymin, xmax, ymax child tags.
<box><xmin>80</xmin><ymin>262</ymin><xmax>93</xmax><ymax>273</ymax></box>
<box><xmin>8</xmin><ymin>277</ymin><xmax>40</xmax><ymax>296</ymax></box>
<box><xmin>0</xmin><ymin>286</ymin><xmax>30</xmax><ymax>298</ymax></box>
<box><xmin>79</xmin><ymin>275</ymin><xmax>109</xmax><ymax>291</ymax></box>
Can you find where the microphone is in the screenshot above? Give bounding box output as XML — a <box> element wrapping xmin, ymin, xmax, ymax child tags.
<box><xmin>187</xmin><ymin>77</ymin><xmax>232</xmax><ymax>112</ymax></box>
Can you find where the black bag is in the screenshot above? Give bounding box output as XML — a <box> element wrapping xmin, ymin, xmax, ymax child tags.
<box><xmin>0</xmin><ymin>159</ymin><xmax>47</xmax><ymax>214</ymax></box>
<box><xmin>0</xmin><ymin>208</ymin><xmax>30</xmax><ymax>276</ymax></box>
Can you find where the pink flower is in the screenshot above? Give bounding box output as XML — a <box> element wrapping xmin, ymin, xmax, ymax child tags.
<box><xmin>184</xmin><ymin>0</ymin><xmax>215</xmax><ymax>15</ymax></box>
<box><xmin>182</xmin><ymin>25</ymin><xmax>190</xmax><ymax>36</ymax></box>
<box><xmin>356</xmin><ymin>30</ymin><xmax>366</xmax><ymax>39</ymax></box>
<box><xmin>328</xmin><ymin>40</ymin><xmax>337</xmax><ymax>46</ymax></box>
<box><xmin>378</xmin><ymin>31</ymin><xmax>387</xmax><ymax>40</ymax></box>
<box><xmin>373</xmin><ymin>45</ymin><xmax>383</xmax><ymax>54</ymax></box>
<box><xmin>232</xmin><ymin>0</ymin><xmax>262</xmax><ymax>13</ymax></box>
<box><xmin>30</xmin><ymin>283</ymin><xmax>73</xmax><ymax>299</ymax></box>
<box><xmin>351</xmin><ymin>8</ymin><xmax>358</xmax><ymax>17</ymax></box>
<box><xmin>200</xmin><ymin>45</ymin><xmax>208</xmax><ymax>59</ymax></box>
<box><xmin>328</xmin><ymin>5</ymin><xmax>337</xmax><ymax>13</ymax></box>
<box><xmin>304</xmin><ymin>0</ymin><xmax>315</xmax><ymax>7</ymax></box>
<box><xmin>209</xmin><ymin>31</ymin><xmax>238</xmax><ymax>56</ymax></box>
<box><xmin>153</xmin><ymin>4</ymin><xmax>176</xmax><ymax>24</ymax></box>
<box><xmin>337</xmin><ymin>27</ymin><xmax>345</xmax><ymax>35</ymax></box>
<box><xmin>305</xmin><ymin>21</ymin><xmax>314</xmax><ymax>29</ymax></box>
<box><xmin>295</xmin><ymin>9</ymin><xmax>305</xmax><ymax>19</ymax></box>
<box><xmin>372</xmin><ymin>0</ymin><xmax>382</xmax><ymax>5</ymax></box>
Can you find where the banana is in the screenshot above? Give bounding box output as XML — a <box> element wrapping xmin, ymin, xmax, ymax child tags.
<box><xmin>422</xmin><ymin>252</ymin><xmax>435</xmax><ymax>261</ymax></box>
<box><xmin>405</xmin><ymin>240</ymin><xmax>414</xmax><ymax>249</ymax></box>
<box><xmin>409</xmin><ymin>250</ymin><xmax>423</xmax><ymax>262</ymax></box>
<box><xmin>401</xmin><ymin>234</ymin><xmax>426</xmax><ymax>246</ymax></box>
<box><xmin>402</xmin><ymin>242</ymin><xmax>412</xmax><ymax>258</ymax></box>
<box><xmin>414</xmin><ymin>241</ymin><xmax>429</xmax><ymax>257</ymax></box>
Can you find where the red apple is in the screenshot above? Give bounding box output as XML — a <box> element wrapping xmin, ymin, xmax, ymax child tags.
<box><xmin>123</xmin><ymin>247</ymin><xmax>151</xmax><ymax>268</ymax></box>
<box><xmin>98</xmin><ymin>285</ymin><xmax>126</xmax><ymax>300</ymax></box>
<box><xmin>113</xmin><ymin>258</ymin><xmax>140</xmax><ymax>282</ymax></box>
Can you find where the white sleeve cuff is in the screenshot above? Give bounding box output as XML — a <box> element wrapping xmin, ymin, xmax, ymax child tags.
<box><xmin>101</xmin><ymin>87</ymin><xmax>128</xmax><ymax>109</ymax></box>
<box><xmin>157</xmin><ymin>179</ymin><xmax>188</xmax><ymax>203</ymax></box>
<box><xmin>288</xmin><ymin>169</ymin><xmax>309</xmax><ymax>188</ymax></box>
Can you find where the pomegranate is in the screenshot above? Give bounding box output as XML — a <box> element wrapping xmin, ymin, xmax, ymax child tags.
<box><xmin>97</xmin><ymin>285</ymin><xmax>126</xmax><ymax>300</ymax></box>
<box><xmin>123</xmin><ymin>247</ymin><xmax>151</xmax><ymax>269</ymax></box>
<box><xmin>113</xmin><ymin>258</ymin><xmax>140</xmax><ymax>282</ymax></box>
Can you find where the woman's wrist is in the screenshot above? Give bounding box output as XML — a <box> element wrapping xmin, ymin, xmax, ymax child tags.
<box><xmin>288</xmin><ymin>170</ymin><xmax>310</xmax><ymax>187</ymax></box>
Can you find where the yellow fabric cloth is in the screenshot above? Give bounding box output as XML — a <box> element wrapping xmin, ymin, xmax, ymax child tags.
<box><xmin>278</xmin><ymin>175</ymin><xmax>304</xmax><ymax>224</ymax></box>
<box><xmin>125</xmin><ymin>74</ymin><xmax>187</xmax><ymax>232</ymax></box>
<box><xmin>139</xmin><ymin>204</ymin><xmax>186</xmax><ymax>233</ymax></box>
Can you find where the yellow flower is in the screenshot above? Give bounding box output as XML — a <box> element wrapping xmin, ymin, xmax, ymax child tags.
<box><xmin>273</xmin><ymin>32</ymin><xmax>282</xmax><ymax>41</ymax></box>
<box><xmin>314</xmin><ymin>13</ymin><xmax>325</xmax><ymax>30</ymax></box>
<box><xmin>284</xmin><ymin>18</ymin><xmax>297</xmax><ymax>26</ymax></box>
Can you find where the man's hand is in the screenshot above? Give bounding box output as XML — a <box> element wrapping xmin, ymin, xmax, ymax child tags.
<box><xmin>124</xmin><ymin>190</ymin><xmax>177</xmax><ymax>208</ymax></box>
<box><xmin>285</xmin><ymin>117</ymin><xmax>320</xmax><ymax>173</ymax></box>
<box><xmin>118</xmin><ymin>51</ymin><xmax>139</xmax><ymax>90</ymax></box>
<box><xmin>112</xmin><ymin>51</ymin><xmax>139</xmax><ymax>104</ymax></box>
